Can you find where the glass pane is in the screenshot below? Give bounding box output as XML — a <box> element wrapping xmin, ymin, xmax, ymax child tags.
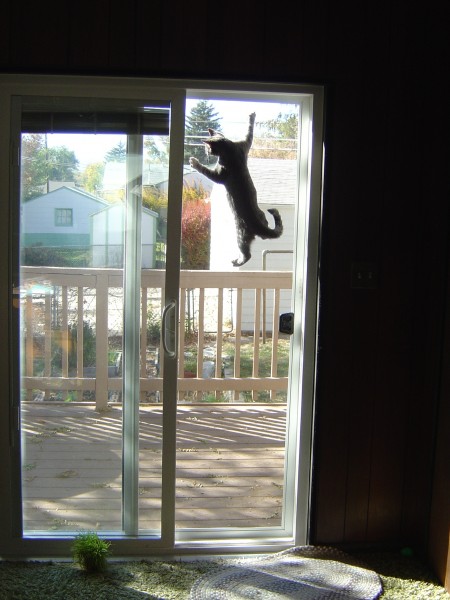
<box><xmin>137</xmin><ymin>131</ymin><xmax>170</xmax><ymax>532</ymax></box>
<box><xmin>177</xmin><ymin>98</ymin><xmax>300</xmax><ymax>531</ymax></box>
<box><xmin>19</xmin><ymin>107</ymin><xmax>169</xmax><ymax>534</ymax></box>
<box><xmin>19</xmin><ymin>132</ymin><xmax>127</xmax><ymax>532</ymax></box>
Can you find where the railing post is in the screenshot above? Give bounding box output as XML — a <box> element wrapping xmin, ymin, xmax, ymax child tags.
<box><xmin>25</xmin><ymin>295</ymin><xmax>33</xmax><ymax>401</ymax></box>
<box><xmin>140</xmin><ymin>286</ymin><xmax>148</xmax><ymax>403</ymax></box>
<box><xmin>61</xmin><ymin>285</ymin><xmax>69</xmax><ymax>381</ymax></box>
<box><xmin>76</xmin><ymin>287</ymin><xmax>84</xmax><ymax>402</ymax></box>
<box><xmin>95</xmin><ymin>273</ymin><xmax>109</xmax><ymax>410</ymax></box>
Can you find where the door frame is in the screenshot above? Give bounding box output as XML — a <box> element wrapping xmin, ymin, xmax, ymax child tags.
<box><xmin>0</xmin><ymin>74</ymin><xmax>324</xmax><ymax>557</ymax></box>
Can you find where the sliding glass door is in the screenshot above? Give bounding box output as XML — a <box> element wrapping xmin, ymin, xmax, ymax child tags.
<box><xmin>0</xmin><ymin>76</ymin><xmax>323</xmax><ymax>556</ymax></box>
<box><xmin>14</xmin><ymin>94</ymin><xmax>184</xmax><ymax>542</ymax></box>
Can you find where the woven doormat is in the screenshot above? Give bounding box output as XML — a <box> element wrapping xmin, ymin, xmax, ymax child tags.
<box><xmin>190</xmin><ymin>546</ymin><xmax>382</xmax><ymax>599</ymax></box>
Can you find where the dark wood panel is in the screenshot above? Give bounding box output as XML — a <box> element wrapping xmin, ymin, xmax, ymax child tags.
<box><xmin>429</xmin><ymin>255</ymin><xmax>450</xmax><ymax>590</ymax></box>
<box><xmin>262</xmin><ymin>1</ymin><xmax>305</xmax><ymax>79</ymax></box>
<box><xmin>9</xmin><ymin>1</ymin><xmax>70</xmax><ymax>69</ymax></box>
<box><xmin>311</xmin><ymin>82</ymin><xmax>364</xmax><ymax>543</ymax></box>
<box><xmin>202</xmin><ymin>0</ymin><xmax>266</xmax><ymax>79</ymax></box>
<box><xmin>325</xmin><ymin>3</ymin><xmax>367</xmax><ymax>80</ymax></box>
<box><xmin>159</xmin><ymin>1</ymin><xmax>208</xmax><ymax>75</ymax></box>
<box><xmin>0</xmin><ymin>0</ymin><xmax>11</xmax><ymax>67</ymax></box>
<box><xmin>295</xmin><ymin>0</ymin><xmax>329</xmax><ymax>81</ymax></box>
<box><xmin>367</xmin><ymin>352</ymin><xmax>409</xmax><ymax>542</ymax></box>
<box><xmin>343</xmin><ymin>291</ymin><xmax>378</xmax><ymax>542</ymax></box>
<box><xmin>365</xmin><ymin>75</ymin><xmax>421</xmax><ymax>543</ymax></box>
<box><xmin>134</xmin><ymin>0</ymin><xmax>163</xmax><ymax>73</ymax></box>
<box><xmin>107</xmin><ymin>0</ymin><xmax>137</xmax><ymax>71</ymax></box>
<box><xmin>404</xmin><ymin>63</ymin><xmax>449</xmax><ymax>555</ymax></box>
<box><xmin>68</xmin><ymin>0</ymin><xmax>110</xmax><ymax>71</ymax></box>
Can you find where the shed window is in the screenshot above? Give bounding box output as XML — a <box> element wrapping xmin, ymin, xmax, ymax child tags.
<box><xmin>55</xmin><ymin>208</ymin><xmax>73</xmax><ymax>226</ymax></box>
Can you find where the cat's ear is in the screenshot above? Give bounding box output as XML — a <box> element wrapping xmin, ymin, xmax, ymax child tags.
<box><xmin>208</xmin><ymin>128</ymin><xmax>224</xmax><ymax>138</ymax></box>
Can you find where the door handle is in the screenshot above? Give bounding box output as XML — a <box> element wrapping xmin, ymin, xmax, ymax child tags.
<box><xmin>162</xmin><ymin>299</ymin><xmax>178</xmax><ymax>358</ymax></box>
<box><xmin>279</xmin><ymin>312</ymin><xmax>294</xmax><ymax>335</ymax></box>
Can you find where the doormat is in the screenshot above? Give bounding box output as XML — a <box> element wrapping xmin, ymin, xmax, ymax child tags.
<box><xmin>190</xmin><ymin>545</ymin><xmax>382</xmax><ymax>599</ymax></box>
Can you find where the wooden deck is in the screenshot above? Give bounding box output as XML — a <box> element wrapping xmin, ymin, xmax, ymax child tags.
<box><xmin>21</xmin><ymin>402</ymin><xmax>287</xmax><ymax>532</ymax></box>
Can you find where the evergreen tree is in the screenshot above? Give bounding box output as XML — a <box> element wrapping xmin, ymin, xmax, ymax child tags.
<box><xmin>104</xmin><ymin>140</ymin><xmax>126</xmax><ymax>162</ymax></box>
<box><xmin>184</xmin><ymin>101</ymin><xmax>222</xmax><ymax>164</ymax></box>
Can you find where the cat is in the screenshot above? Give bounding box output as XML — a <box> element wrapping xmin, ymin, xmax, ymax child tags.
<box><xmin>189</xmin><ymin>112</ymin><xmax>283</xmax><ymax>266</ymax></box>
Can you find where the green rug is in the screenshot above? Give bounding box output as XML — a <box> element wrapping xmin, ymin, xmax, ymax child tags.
<box><xmin>0</xmin><ymin>551</ymin><xmax>447</xmax><ymax>600</ymax></box>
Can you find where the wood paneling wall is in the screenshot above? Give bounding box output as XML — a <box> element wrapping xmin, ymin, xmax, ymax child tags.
<box><xmin>1</xmin><ymin>0</ymin><xmax>448</xmax><ymax>584</ymax></box>
<box><xmin>429</xmin><ymin>234</ymin><xmax>450</xmax><ymax>589</ymax></box>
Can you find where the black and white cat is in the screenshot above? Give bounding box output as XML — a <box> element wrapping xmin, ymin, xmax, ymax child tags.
<box><xmin>189</xmin><ymin>112</ymin><xmax>283</xmax><ymax>266</ymax></box>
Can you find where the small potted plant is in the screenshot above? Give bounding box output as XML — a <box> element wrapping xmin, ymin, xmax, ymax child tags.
<box><xmin>71</xmin><ymin>532</ymin><xmax>111</xmax><ymax>573</ymax></box>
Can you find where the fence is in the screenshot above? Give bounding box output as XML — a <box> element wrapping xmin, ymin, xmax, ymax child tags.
<box><xmin>19</xmin><ymin>267</ymin><xmax>293</xmax><ymax>409</ymax></box>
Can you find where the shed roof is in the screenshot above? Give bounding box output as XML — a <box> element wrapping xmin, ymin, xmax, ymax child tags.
<box><xmin>91</xmin><ymin>202</ymin><xmax>158</xmax><ymax>219</ymax></box>
<box><xmin>25</xmin><ymin>185</ymin><xmax>108</xmax><ymax>206</ymax></box>
<box><xmin>248</xmin><ymin>158</ymin><xmax>297</xmax><ymax>205</ymax></box>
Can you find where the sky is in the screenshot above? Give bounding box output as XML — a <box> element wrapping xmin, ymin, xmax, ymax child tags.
<box><xmin>46</xmin><ymin>99</ymin><xmax>298</xmax><ymax>169</ymax></box>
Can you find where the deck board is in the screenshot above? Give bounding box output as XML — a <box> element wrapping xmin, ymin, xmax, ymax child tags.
<box><xmin>21</xmin><ymin>403</ymin><xmax>286</xmax><ymax>531</ymax></box>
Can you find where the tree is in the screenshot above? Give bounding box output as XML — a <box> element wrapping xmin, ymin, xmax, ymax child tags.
<box><xmin>105</xmin><ymin>140</ymin><xmax>126</xmax><ymax>162</ymax></box>
<box><xmin>79</xmin><ymin>162</ymin><xmax>104</xmax><ymax>195</ymax></box>
<box><xmin>144</xmin><ymin>136</ymin><xmax>169</xmax><ymax>165</ymax></box>
<box><xmin>21</xmin><ymin>134</ymin><xmax>79</xmax><ymax>200</ymax></box>
<box><xmin>251</xmin><ymin>112</ymin><xmax>299</xmax><ymax>159</ymax></box>
<box><xmin>181</xmin><ymin>186</ymin><xmax>211</xmax><ymax>269</ymax></box>
<box><xmin>47</xmin><ymin>146</ymin><xmax>79</xmax><ymax>181</ymax></box>
<box><xmin>184</xmin><ymin>101</ymin><xmax>222</xmax><ymax>164</ymax></box>
<box><xmin>21</xmin><ymin>134</ymin><xmax>48</xmax><ymax>200</ymax></box>
<box><xmin>263</xmin><ymin>112</ymin><xmax>298</xmax><ymax>139</ymax></box>
<box><xmin>142</xmin><ymin>188</ymin><xmax>168</xmax><ymax>214</ymax></box>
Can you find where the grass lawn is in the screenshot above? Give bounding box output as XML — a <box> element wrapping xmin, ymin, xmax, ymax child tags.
<box><xmin>182</xmin><ymin>335</ymin><xmax>291</xmax><ymax>403</ymax></box>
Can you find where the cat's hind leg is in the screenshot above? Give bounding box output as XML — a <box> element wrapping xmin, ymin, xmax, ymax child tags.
<box><xmin>232</xmin><ymin>228</ymin><xmax>254</xmax><ymax>267</ymax></box>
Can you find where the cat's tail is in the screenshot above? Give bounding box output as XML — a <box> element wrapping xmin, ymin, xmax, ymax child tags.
<box><xmin>261</xmin><ymin>208</ymin><xmax>283</xmax><ymax>238</ymax></box>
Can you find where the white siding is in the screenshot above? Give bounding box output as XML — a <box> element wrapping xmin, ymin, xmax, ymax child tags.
<box><xmin>91</xmin><ymin>204</ymin><xmax>157</xmax><ymax>268</ymax></box>
<box><xmin>22</xmin><ymin>187</ymin><xmax>106</xmax><ymax>235</ymax></box>
<box><xmin>210</xmin><ymin>184</ymin><xmax>295</xmax><ymax>270</ymax></box>
<box><xmin>210</xmin><ymin>184</ymin><xmax>295</xmax><ymax>333</ymax></box>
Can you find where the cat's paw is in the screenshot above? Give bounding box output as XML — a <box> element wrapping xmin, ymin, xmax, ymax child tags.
<box><xmin>232</xmin><ymin>255</ymin><xmax>250</xmax><ymax>267</ymax></box>
<box><xmin>249</xmin><ymin>112</ymin><xmax>256</xmax><ymax>124</ymax></box>
<box><xmin>189</xmin><ymin>157</ymin><xmax>200</xmax><ymax>170</ymax></box>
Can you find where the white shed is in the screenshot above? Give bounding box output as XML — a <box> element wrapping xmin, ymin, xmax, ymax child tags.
<box><xmin>91</xmin><ymin>203</ymin><xmax>159</xmax><ymax>268</ymax></box>
<box><xmin>21</xmin><ymin>186</ymin><xmax>108</xmax><ymax>249</ymax></box>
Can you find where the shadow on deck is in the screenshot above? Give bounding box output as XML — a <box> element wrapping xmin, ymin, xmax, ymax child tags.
<box><xmin>21</xmin><ymin>402</ymin><xmax>286</xmax><ymax>532</ymax></box>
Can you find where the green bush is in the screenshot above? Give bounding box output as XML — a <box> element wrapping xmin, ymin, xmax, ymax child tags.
<box><xmin>72</xmin><ymin>532</ymin><xmax>111</xmax><ymax>573</ymax></box>
<box><xmin>147</xmin><ymin>306</ymin><xmax>161</xmax><ymax>343</ymax></box>
<box><xmin>69</xmin><ymin>320</ymin><xmax>97</xmax><ymax>369</ymax></box>
<box><xmin>23</xmin><ymin>246</ymin><xmax>90</xmax><ymax>267</ymax></box>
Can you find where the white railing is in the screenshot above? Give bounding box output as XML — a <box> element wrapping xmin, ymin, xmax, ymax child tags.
<box><xmin>20</xmin><ymin>267</ymin><xmax>293</xmax><ymax>410</ymax></box>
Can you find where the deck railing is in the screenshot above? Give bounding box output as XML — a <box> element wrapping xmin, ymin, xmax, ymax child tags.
<box><xmin>19</xmin><ymin>267</ymin><xmax>293</xmax><ymax>410</ymax></box>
